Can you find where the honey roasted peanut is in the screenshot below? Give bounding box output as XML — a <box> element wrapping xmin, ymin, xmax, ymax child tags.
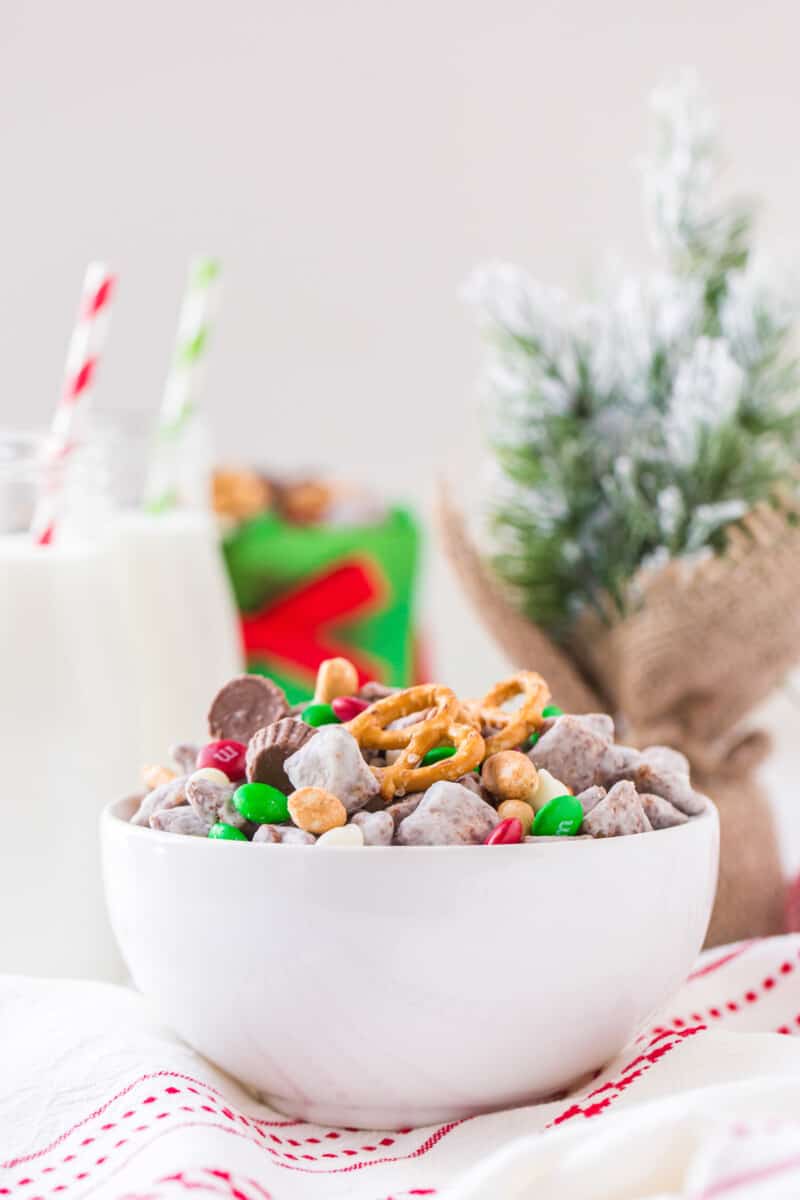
<box><xmin>496</xmin><ymin>798</ymin><xmax>535</xmax><ymax>833</ymax></box>
<box><xmin>288</xmin><ymin>787</ymin><xmax>347</xmax><ymax>834</ymax></box>
<box><xmin>481</xmin><ymin>751</ymin><xmax>538</xmax><ymax>804</ymax></box>
<box><xmin>313</xmin><ymin>657</ymin><xmax>360</xmax><ymax>705</ymax></box>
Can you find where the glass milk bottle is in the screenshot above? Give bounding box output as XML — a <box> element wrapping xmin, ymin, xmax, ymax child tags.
<box><xmin>0</xmin><ymin>433</ymin><xmax>138</xmax><ymax>979</ymax></box>
<box><xmin>94</xmin><ymin>409</ymin><xmax>244</xmax><ymax>763</ymax></box>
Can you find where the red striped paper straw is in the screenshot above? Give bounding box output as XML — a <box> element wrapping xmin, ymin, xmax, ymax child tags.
<box><xmin>31</xmin><ymin>263</ymin><xmax>116</xmax><ymax>545</ymax></box>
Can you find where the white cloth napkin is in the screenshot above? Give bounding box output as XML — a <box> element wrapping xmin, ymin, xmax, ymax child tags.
<box><xmin>4</xmin><ymin>936</ymin><xmax>800</xmax><ymax>1199</ymax></box>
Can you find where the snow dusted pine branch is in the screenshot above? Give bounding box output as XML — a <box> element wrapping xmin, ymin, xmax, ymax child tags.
<box><xmin>466</xmin><ymin>74</ymin><xmax>800</xmax><ymax>634</ymax></box>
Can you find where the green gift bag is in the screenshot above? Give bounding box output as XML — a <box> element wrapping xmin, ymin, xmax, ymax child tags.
<box><xmin>221</xmin><ymin>507</ymin><xmax>421</xmax><ymax>704</ymax></box>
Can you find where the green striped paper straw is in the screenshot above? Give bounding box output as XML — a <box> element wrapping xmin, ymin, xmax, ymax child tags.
<box><xmin>145</xmin><ymin>257</ymin><xmax>221</xmax><ymax>513</ymax></box>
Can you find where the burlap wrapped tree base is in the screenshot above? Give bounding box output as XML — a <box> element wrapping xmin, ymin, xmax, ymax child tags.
<box><xmin>705</xmin><ymin>777</ymin><xmax>785</xmax><ymax>945</ymax></box>
<box><xmin>439</xmin><ymin>487</ymin><xmax>800</xmax><ymax>947</ymax></box>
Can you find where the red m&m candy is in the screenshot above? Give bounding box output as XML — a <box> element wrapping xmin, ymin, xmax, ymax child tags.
<box><xmin>484</xmin><ymin>818</ymin><xmax>523</xmax><ymax>845</ymax></box>
<box><xmin>331</xmin><ymin>695</ymin><xmax>369</xmax><ymax>722</ymax></box>
<box><xmin>196</xmin><ymin>740</ymin><xmax>247</xmax><ymax>781</ymax></box>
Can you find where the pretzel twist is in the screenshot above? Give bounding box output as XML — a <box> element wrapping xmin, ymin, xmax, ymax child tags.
<box><xmin>377</xmin><ymin>719</ymin><xmax>485</xmax><ymax>800</ymax></box>
<box><xmin>346</xmin><ymin>685</ymin><xmax>486</xmax><ymax>800</ymax></box>
<box><xmin>346</xmin><ymin>685</ymin><xmax>460</xmax><ymax>751</ymax></box>
<box><xmin>466</xmin><ymin>671</ymin><xmax>551</xmax><ymax>755</ymax></box>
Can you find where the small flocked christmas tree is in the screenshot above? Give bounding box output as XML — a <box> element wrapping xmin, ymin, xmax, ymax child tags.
<box><xmin>466</xmin><ymin>73</ymin><xmax>800</xmax><ymax>638</ymax></box>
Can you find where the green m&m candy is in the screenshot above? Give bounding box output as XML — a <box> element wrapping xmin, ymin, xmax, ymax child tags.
<box><xmin>208</xmin><ymin>822</ymin><xmax>248</xmax><ymax>841</ymax></box>
<box><xmin>527</xmin><ymin>706</ymin><xmax>563</xmax><ymax>749</ymax></box>
<box><xmin>302</xmin><ymin>702</ymin><xmax>341</xmax><ymax>728</ymax></box>
<box><xmin>421</xmin><ymin>745</ymin><xmax>457</xmax><ymax>767</ymax></box>
<box><xmin>233</xmin><ymin>781</ymin><xmax>290</xmax><ymax>824</ymax></box>
<box><xmin>421</xmin><ymin>745</ymin><xmax>481</xmax><ymax>774</ymax></box>
<box><xmin>532</xmin><ymin>794</ymin><xmax>583</xmax><ymax>837</ymax></box>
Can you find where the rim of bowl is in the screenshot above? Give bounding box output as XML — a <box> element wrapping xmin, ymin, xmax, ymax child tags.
<box><xmin>102</xmin><ymin>794</ymin><xmax>718</xmax><ymax>853</ymax></box>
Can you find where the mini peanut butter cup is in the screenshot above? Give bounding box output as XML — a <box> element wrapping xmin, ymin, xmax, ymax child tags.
<box><xmin>208</xmin><ymin>675</ymin><xmax>290</xmax><ymax>743</ymax></box>
<box><xmin>246</xmin><ymin>718</ymin><xmax>317</xmax><ymax>791</ymax></box>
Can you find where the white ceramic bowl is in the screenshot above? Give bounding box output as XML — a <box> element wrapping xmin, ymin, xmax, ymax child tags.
<box><xmin>102</xmin><ymin>796</ymin><xmax>719</xmax><ymax>1130</ymax></box>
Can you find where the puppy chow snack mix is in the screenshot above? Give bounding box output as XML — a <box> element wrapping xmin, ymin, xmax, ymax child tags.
<box><xmin>129</xmin><ymin>659</ymin><xmax>709</xmax><ymax>846</ymax></box>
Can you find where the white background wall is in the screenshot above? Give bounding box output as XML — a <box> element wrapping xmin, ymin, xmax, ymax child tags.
<box><xmin>2</xmin><ymin>0</ymin><xmax>800</xmax><ymax>701</ymax></box>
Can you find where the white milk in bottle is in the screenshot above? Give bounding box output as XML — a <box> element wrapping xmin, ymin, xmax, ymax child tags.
<box><xmin>0</xmin><ymin>434</ymin><xmax>138</xmax><ymax>979</ymax></box>
<box><xmin>96</xmin><ymin>410</ymin><xmax>243</xmax><ymax>761</ymax></box>
<box><xmin>114</xmin><ymin>510</ymin><xmax>243</xmax><ymax>758</ymax></box>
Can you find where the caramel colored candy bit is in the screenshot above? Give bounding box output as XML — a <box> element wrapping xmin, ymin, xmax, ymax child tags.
<box><xmin>288</xmin><ymin>787</ymin><xmax>347</xmax><ymax>834</ymax></box>
<box><xmin>481</xmin><ymin>751</ymin><xmax>538</xmax><ymax>803</ymax></box>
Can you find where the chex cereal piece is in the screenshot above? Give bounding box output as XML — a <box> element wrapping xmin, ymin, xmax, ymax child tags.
<box><xmin>253</xmin><ymin>824</ymin><xmax>316</xmax><ymax>845</ymax></box>
<box><xmin>285</xmin><ymin>725</ymin><xmax>379</xmax><ymax>814</ymax></box>
<box><xmin>640</xmin><ymin>792</ymin><xmax>689</xmax><ymax>829</ymax></box>
<box><xmin>130</xmin><ymin>775</ymin><xmax>188</xmax><ymax>827</ymax></box>
<box><xmin>530</xmin><ymin>716</ymin><xmax>612</xmax><ymax>794</ymax></box>
<box><xmin>186</xmin><ymin>773</ymin><xmax>235</xmax><ymax>824</ymax></box>
<box><xmin>576</xmin><ymin>785</ymin><xmax>606</xmax><ymax>814</ymax></box>
<box><xmin>582</xmin><ymin>780</ymin><xmax>652</xmax><ymax>837</ymax></box>
<box><xmin>351</xmin><ymin>810</ymin><xmax>394</xmax><ymax>845</ymax></box>
<box><xmin>395</xmin><ymin>781</ymin><xmax>499</xmax><ymax>846</ymax></box>
<box><xmin>150</xmin><ymin>807</ymin><xmax>212</xmax><ymax>837</ymax></box>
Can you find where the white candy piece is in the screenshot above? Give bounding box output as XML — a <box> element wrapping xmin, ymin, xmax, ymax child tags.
<box><xmin>531</xmin><ymin>768</ymin><xmax>570</xmax><ymax>813</ymax></box>
<box><xmin>188</xmin><ymin>766</ymin><xmax>230</xmax><ymax>787</ymax></box>
<box><xmin>285</xmin><ymin>725</ymin><xmax>379</xmax><ymax>814</ymax></box>
<box><xmin>316</xmin><ymin>823</ymin><xmax>365</xmax><ymax>847</ymax></box>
